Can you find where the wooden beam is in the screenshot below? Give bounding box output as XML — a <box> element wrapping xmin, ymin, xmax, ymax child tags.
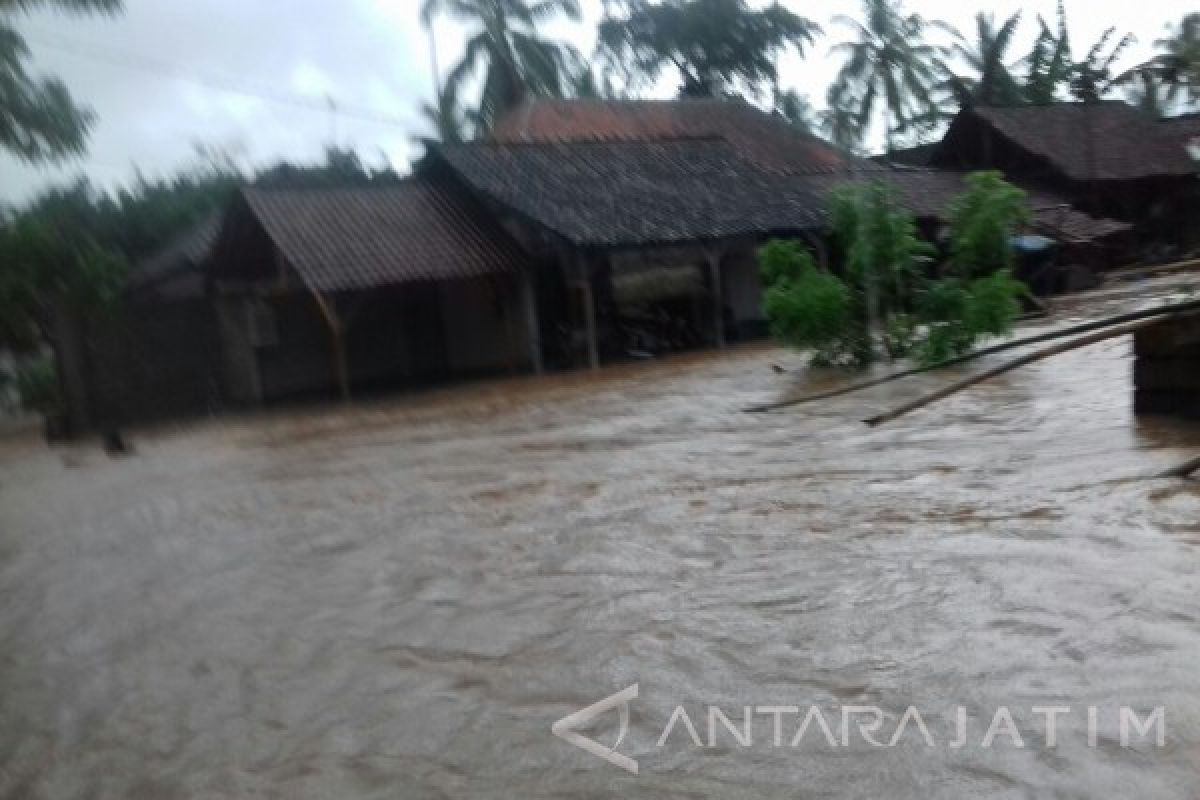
<box><xmin>1159</xmin><ymin>455</ymin><xmax>1200</xmax><ymax>479</ymax></box>
<box><xmin>747</xmin><ymin>298</ymin><xmax>1200</xmax><ymax>413</ymax></box>
<box><xmin>310</xmin><ymin>289</ymin><xmax>351</xmax><ymax>402</ymax></box>
<box><xmin>864</xmin><ymin>317</ymin><xmax>1168</xmax><ymax>427</ymax></box>
<box><xmin>521</xmin><ymin>268</ymin><xmax>544</xmax><ymax>375</ymax></box>
<box><xmin>579</xmin><ymin>278</ymin><xmax>599</xmax><ymax>371</ymax></box>
<box><xmin>705</xmin><ymin>247</ymin><xmax>726</xmax><ymax>349</ymax></box>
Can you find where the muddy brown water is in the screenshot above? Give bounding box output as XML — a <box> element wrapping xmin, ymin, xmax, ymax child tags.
<box><xmin>2</xmin><ymin>283</ymin><xmax>1200</xmax><ymax>798</ymax></box>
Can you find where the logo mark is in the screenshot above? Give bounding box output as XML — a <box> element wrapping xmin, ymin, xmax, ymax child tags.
<box><xmin>552</xmin><ymin>684</ymin><xmax>639</xmax><ymax>774</ymax></box>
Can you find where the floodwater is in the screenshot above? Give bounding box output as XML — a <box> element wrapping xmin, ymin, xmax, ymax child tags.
<box><xmin>2</xmin><ymin>280</ymin><xmax>1200</xmax><ymax>799</ymax></box>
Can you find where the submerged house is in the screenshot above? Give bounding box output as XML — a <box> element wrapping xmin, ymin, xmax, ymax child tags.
<box><xmin>55</xmin><ymin>98</ymin><xmax>1141</xmax><ymax>430</ymax></box>
<box><xmin>932</xmin><ymin>102</ymin><xmax>1200</xmax><ymax>251</ymax></box>
<box><xmin>209</xmin><ymin>181</ymin><xmax>534</xmax><ymax>404</ymax></box>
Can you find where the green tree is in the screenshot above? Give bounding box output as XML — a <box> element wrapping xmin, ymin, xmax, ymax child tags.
<box><xmin>759</xmin><ymin>173</ymin><xmax>1029</xmax><ymax>368</ymax></box>
<box><xmin>758</xmin><ymin>240</ymin><xmax>854</xmax><ymax>365</ymax></box>
<box><xmin>1124</xmin><ymin>70</ymin><xmax>1171</xmax><ymax>117</ymax></box>
<box><xmin>0</xmin><ymin>0</ymin><xmax>121</xmax><ymax>162</ymax></box>
<box><xmin>833</xmin><ymin>182</ymin><xmax>934</xmax><ymax>361</ymax></box>
<box><xmin>773</xmin><ymin>88</ymin><xmax>816</xmax><ymax>133</ymax></box>
<box><xmin>420</xmin><ymin>80</ymin><xmax>472</xmax><ymax>144</ymax></box>
<box><xmin>420</xmin><ymin>0</ymin><xmax>582</xmax><ymax>132</ymax></box>
<box><xmin>1068</xmin><ymin>27</ymin><xmax>1136</xmax><ymax>103</ymax></box>
<box><xmin>917</xmin><ymin>171</ymin><xmax>1028</xmax><ymax>363</ymax></box>
<box><xmin>827</xmin><ymin>0</ymin><xmax>948</xmax><ymax>153</ymax></box>
<box><xmin>945</xmin><ymin>171</ymin><xmax>1029</xmax><ymax>278</ymax></box>
<box><xmin>566</xmin><ymin>59</ymin><xmax>621</xmax><ymax>100</ymax></box>
<box><xmin>597</xmin><ymin>0</ymin><xmax>819</xmax><ymax>99</ymax></box>
<box><xmin>255</xmin><ymin>146</ymin><xmax>401</xmax><ymax>189</ymax></box>
<box><xmin>820</xmin><ymin>101</ymin><xmax>866</xmax><ymax>154</ymax></box>
<box><xmin>1019</xmin><ymin>1</ymin><xmax>1135</xmax><ymax>105</ymax></box>
<box><xmin>1127</xmin><ymin>13</ymin><xmax>1200</xmax><ymax>109</ymax></box>
<box><xmin>0</xmin><ymin>182</ymin><xmax>126</xmax><ymax>350</ymax></box>
<box><xmin>939</xmin><ymin>12</ymin><xmax>1024</xmax><ymax>109</ymax></box>
<box><xmin>1022</xmin><ymin>1</ymin><xmax>1072</xmax><ymax>104</ymax></box>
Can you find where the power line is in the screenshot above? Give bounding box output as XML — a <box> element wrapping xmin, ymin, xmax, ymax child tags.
<box><xmin>21</xmin><ymin>29</ymin><xmax>418</xmax><ymax>131</ymax></box>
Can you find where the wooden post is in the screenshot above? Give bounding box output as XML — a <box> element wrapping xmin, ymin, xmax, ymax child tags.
<box><xmin>49</xmin><ymin>299</ymin><xmax>91</xmax><ymax>435</ymax></box>
<box><xmin>580</xmin><ymin>278</ymin><xmax>599</xmax><ymax>371</ymax></box>
<box><xmin>310</xmin><ymin>289</ymin><xmax>351</xmax><ymax>402</ymax></box>
<box><xmin>802</xmin><ymin>233</ymin><xmax>830</xmax><ymax>270</ymax></box>
<box><xmin>566</xmin><ymin>250</ymin><xmax>600</xmax><ymax>371</ymax></box>
<box><xmin>522</xmin><ymin>268</ymin><xmax>543</xmax><ymax>375</ymax></box>
<box><xmin>705</xmin><ymin>247</ymin><xmax>726</xmax><ymax>349</ymax></box>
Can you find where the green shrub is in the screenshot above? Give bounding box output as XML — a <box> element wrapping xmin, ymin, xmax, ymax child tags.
<box><xmin>758</xmin><ymin>240</ymin><xmax>860</xmax><ymax>365</ymax></box>
<box><xmin>947</xmin><ymin>171</ymin><xmax>1030</xmax><ymax>279</ymax></box>
<box><xmin>759</xmin><ymin>172</ymin><xmax>1030</xmax><ymax>370</ymax></box>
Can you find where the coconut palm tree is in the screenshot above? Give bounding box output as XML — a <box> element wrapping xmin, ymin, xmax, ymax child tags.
<box><xmin>420</xmin><ymin>0</ymin><xmax>582</xmax><ymax>132</ymax></box>
<box><xmin>1124</xmin><ymin>70</ymin><xmax>1171</xmax><ymax>118</ymax></box>
<box><xmin>773</xmin><ymin>88</ymin><xmax>816</xmax><ymax>133</ymax></box>
<box><xmin>1022</xmin><ymin>1</ymin><xmax>1072</xmax><ymax>104</ymax></box>
<box><xmin>596</xmin><ymin>0</ymin><xmax>820</xmax><ymax>100</ymax></box>
<box><xmin>419</xmin><ymin>80</ymin><xmax>473</xmax><ymax>144</ymax></box>
<box><xmin>1069</xmin><ymin>27</ymin><xmax>1137</xmax><ymax>103</ymax></box>
<box><xmin>826</xmin><ymin>0</ymin><xmax>949</xmax><ymax>154</ymax></box>
<box><xmin>1128</xmin><ymin>13</ymin><xmax>1200</xmax><ymax>108</ymax></box>
<box><xmin>939</xmin><ymin>12</ymin><xmax>1024</xmax><ymax>109</ymax></box>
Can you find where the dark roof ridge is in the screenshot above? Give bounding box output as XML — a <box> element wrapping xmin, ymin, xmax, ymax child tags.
<box><xmin>451</xmin><ymin>133</ymin><xmax>731</xmax><ymax>148</ymax></box>
<box><xmin>243</xmin><ymin>177</ymin><xmax>430</xmax><ymax>197</ymax></box>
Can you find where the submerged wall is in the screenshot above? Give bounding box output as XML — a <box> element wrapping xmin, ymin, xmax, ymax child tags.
<box><xmin>1134</xmin><ymin>313</ymin><xmax>1200</xmax><ymax>418</ymax></box>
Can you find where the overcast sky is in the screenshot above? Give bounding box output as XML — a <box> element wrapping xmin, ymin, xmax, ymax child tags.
<box><xmin>1</xmin><ymin>0</ymin><xmax>1190</xmax><ymax>207</ymax></box>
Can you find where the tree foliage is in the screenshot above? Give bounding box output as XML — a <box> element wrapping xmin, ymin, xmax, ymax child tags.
<box><xmin>0</xmin><ymin>182</ymin><xmax>127</xmax><ymax>349</ymax></box>
<box><xmin>597</xmin><ymin>0</ymin><xmax>819</xmax><ymax>100</ymax></box>
<box><xmin>917</xmin><ymin>171</ymin><xmax>1028</xmax><ymax>362</ymax></box>
<box><xmin>1124</xmin><ymin>70</ymin><xmax>1172</xmax><ymax>117</ymax></box>
<box><xmin>1018</xmin><ymin>1</ymin><xmax>1137</xmax><ymax>105</ymax></box>
<box><xmin>945</xmin><ymin>171</ymin><xmax>1029</xmax><ymax>278</ymax></box>
<box><xmin>772</xmin><ymin>88</ymin><xmax>816</xmax><ymax>133</ymax></box>
<box><xmin>1022</xmin><ymin>0</ymin><xmax>1072</xmax><ymax>105</ymax></box>
<box><xmin>0</xmin><ymin>0</ymin><xmax>121</xmax><ymax>162</ymax></box>
<box><xmin>1068</xmin><ymin>27</ymin><xmax>1137</xmax><ymax>103</ymax></box>
<box><xmin>420</xmin><ymin>80</ymin><xmax>473</xmax><ymax>144</ymax></box>
<box><xmin>1125</xmin><ymin>13</ymin><xmax>1200</xmax><ymax>110</ymax></box>
<box><xmin>0</xmin><ymin>147</ymin><xmax>399</xmax><ymax>351</ymax></box>
<box><xmin>761</xmin><ymin>173</ymin><xmax>1028</xmax><ymax>369</ymax></box>
<box><xmin>826</xmin><ymin>0</ymin><xmax>948</xmax><ymax>153</ymax></box>
<box><xmin>758</xmin><ymin>240</ymin><xmax>856</xmax><ymax>365</ymax></box>
<box><xmin>939</xmin><ymin>12</ymin><xmax>1024</xmax><ymax>110</ymax></box>
<box><xmin>421</xmin><ymin>0</ymin><xmax>582</xmax><ymax>133</ymax></box>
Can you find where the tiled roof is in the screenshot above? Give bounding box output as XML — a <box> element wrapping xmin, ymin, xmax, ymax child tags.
<box><xmin>963</xmin><ymin>102</ymin><xmax>1197</xmax><ymax>182</ymax></box>
<box><xmin>490</xmin><ymin>98</ymin><xmax>862</xmax><ymax>175</ymax></box>
<box><xmin>793</xmin><ymin>168</ymin><xmax>1130</xmax><ymax>243</ymax></box>
<box><xmin>1030</xmin><ymin>205</ymin><xmax>1131</xmax><ymax>244</ymax></box>
<box><xmin>1160</xmin><ymin>112</ymin><xmax>1200</xmax><ymax>160</ymax></box>
<box><xmin>241</xmin><ymin>180</ymin><xmax>525</xmax><ymax>292</ymax></box>
<box><xmin>438</xmin><ymin>137</ymin><xmax>828</xmax><ymax>248</ymax></box>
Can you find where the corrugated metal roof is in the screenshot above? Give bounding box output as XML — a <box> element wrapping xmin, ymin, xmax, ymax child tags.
<box><xmin>241</xmin><ymin>180</ymin><xmax>525</xmax><ymax>292</ymax></box>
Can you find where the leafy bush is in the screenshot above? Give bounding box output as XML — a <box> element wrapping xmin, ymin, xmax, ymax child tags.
<box><xmin>760</xmin><ymin>172</ymin><xmax>1031</xmax><ymax>369</ymax></box>
<box><xmin>758</xmin><ymin>241</ymin><xmax>860</xmax><ymax>365</ymax></box>
<box><xmin>16</xmin><ymin>358</ymin><xmax>62</xmax><ymax>414</ymax></box>
<box><xmin>946</xmin><ymin>171</ymin><xmax>1030</xmax><ymax>279</ymax></box>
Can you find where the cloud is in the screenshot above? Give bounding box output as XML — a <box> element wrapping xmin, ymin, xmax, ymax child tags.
<box><xmin>2</xmin><ymin>0</ymin><xmax>432</xmax><ymax>203</ymax></box>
